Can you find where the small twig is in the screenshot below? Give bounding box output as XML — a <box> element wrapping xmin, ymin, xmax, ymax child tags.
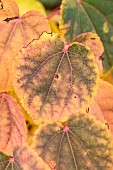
<box><xmin>47</xmin><ymin>7</ymin><xmax>60</xmax><ymax>20</ymax></box>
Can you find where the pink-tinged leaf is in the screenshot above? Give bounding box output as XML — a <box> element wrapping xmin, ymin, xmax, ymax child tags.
<box><xmin>89</xmin><ymin>79</ymin><xmax>113</xmax><ymax>135</ymax></box>
<box><xmin>13</xmin><ymin>32</ymin><xmax>99</xmax><ymax>123</ymax></box>
<box><xmin>0</xmin><ymin>93</ymin><xmax>27</xmax><ymax>155</ymax></box>
<box><xmin>32</xmin><ymin>111</ymin><xmax>113</xmax><ymax>170</ymax></box>
<box><xmin>89</xmin><ymin>99</ymin><xmax>106</xmax><ymax>124</ymax></box>
<box><xmin>0</xmin><ymin>144</ymin><xmax>51</xmax><ymax>170</ymax></box>
<box><xmin>0</xmin><ymin>9</ymin><xmax>51</xmax><ymax>93</ymax></box>
<box><xmin>0</xmin><ymin>0</ymin><xmax>19</xmax><ymax>22</ymax></box>
<box><xmin>75</xmin><ymin>32</ymin><xmax>104</xmax><ymax>76</ymax></box>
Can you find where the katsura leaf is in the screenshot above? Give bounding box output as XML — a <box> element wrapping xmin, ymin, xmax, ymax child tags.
<box><xmin>59</xmin><ymin>0</ymin><xmax>113</xmax><ymax>69</ymax></box>
<box><xmin>75</xmin><ymin>32</ymin><xmax>104</xmax><ymax>76</ymax></box>
<box><xmin>13</xmin><ymin>32</ymin><xmax>98</xmax><ymax>123</ymax></box>
<box><xmin>89</xmin><ymin>79</ymin><xmax>113</xmax><ymax>135</ymax></box>
<box><xmin>0</xmin><ymin>9</ymin><xmax>51</xmax><ymax>93</ymax></box>
<box><xmin>0</xmin><ymin>0</ymin><xmax>19</xmax><ymax>22</ymax></box>
<box><xmin>0</xmin><ymin>144</ymin><xmax>51</xmax><ymax>170</ymax></box>
<box><xmin>32</xmin><ymin>111</ymin><xmax>113</xmax><ymax>170</ymax></box>
<box><xmin>0</xmin><ymin>93</ymin><xmax>27</xmax><ymax>155</ymax></box>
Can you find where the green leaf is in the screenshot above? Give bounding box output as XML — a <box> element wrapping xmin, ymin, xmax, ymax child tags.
<box><xmin>32</xmin><ymin>111</ymin><xmax>113</xmax><ymax>170</ymax></box>
<box><xmin>13</xmin><ymin>32</ymin><xmax>98</xmax><ymax>123</ymax></box>
<box><xmin>0</xmin><ymin>144</ymin><xmax>51</xmax><ymax>170</ymax></box>
<box><xmin>59</xmin><ymin>0</ymin><xmax>113</xmax><ymax>70</ymax></box>
<box><xmin>37</xmin><ymin>0</ymin><xmax>61</xmax><ymax>9</ymax></box>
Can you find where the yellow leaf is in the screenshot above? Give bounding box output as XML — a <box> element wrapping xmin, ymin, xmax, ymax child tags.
<box><xmin>0</xmin><ymin>93</ymin><xmax>27</xmax><ymax>155</ymax></box>
<box><xmin>15</xmin><ymin>0</ymin><xmax>46</xmax><ymax>16</ymax></box>
<box><xmin>49</xmin><ymin>19</ymin><xmax>60</xmax><ymax>34</ymax></box>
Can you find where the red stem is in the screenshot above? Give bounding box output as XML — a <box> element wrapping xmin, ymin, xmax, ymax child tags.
<box><xmin>47</xmin><ymin>7</ymin><xmax>60</xmax><ymax>20</ymax></box>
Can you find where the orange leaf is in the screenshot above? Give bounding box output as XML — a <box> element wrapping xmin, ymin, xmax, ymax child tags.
<box><xmin>75</xmin><ymin>32</ymin><xmax>104</xmax><ymax>76</ymax></box>
<box><xmin>89</xmin><ymin>99</ymin><xmax>106</xmax><ymax>124</ymax></box>
<box><xmin>0</xmin><ymin>3</ymin><xmax>51</xmax><ymax>92</ymax></box>
<box><xmin>0</xmin><ymin>93</ymin><xmax>27</xmax><ymax>155</ymax></box>
<box><xmin>0</xmin><ymin>0</ymin><xmax>19</xmax><ymax>21</ymax></box>
<box><xmin>89</xmin><ymin>79</ymin><xmax>113</xmax><ymax>134</ymax></box>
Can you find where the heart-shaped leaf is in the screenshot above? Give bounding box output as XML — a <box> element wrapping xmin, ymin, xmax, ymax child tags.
<box><xmin>32</xmin><ymin>111</ymin><xmax>113</xmax><ymax>170</ymax></box>
<box><xmin>0</xmin><ymin>93</ymin><xmax>27</xmax><ymax>155</ymax></box>
<box><xmin>13</xmin><ymin>32</ymin><xmax>98</xmax><ymax>123</ymax></box>
<box><xmin>59</xmin><ymin>0</ymin><xmax>113</xmax><ymax>69</ymax></box>
<box><xmin>0</xmin><ymin>144</ymin><xmax>51</xmax><ymax>170</ymax></box>
<box><xmin>74</xmin><ymin>32</ymin><xmax>104</xmax><ymax>76</ymax></box>
<box><xmin>0</xmin><ymin>8</ymin><xmax>51</xmax><ymax>92</ymax></box>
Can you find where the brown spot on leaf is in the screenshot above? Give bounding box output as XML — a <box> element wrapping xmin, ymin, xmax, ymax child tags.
<box><xmin>55</xmin><ymin>74</ymin><xmax>59</xmax><ymax>79</ymax></box>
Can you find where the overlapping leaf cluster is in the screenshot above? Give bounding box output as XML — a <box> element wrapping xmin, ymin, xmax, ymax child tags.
<box><xmin>0</xmin><ymin>0</ymin><xmax>113</xmax><ymax>170</ymax></box>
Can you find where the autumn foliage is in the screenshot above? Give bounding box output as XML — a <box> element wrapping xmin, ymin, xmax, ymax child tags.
<box><xmin>0</xmin><ymin>0</ymin><xmax>113</xmax><ymax>170</ymax></box>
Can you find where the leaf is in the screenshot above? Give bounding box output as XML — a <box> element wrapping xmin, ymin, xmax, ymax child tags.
<box><xmin>49</xmin><ymin>19</ymin><xmax>60</xmax><ymax>34</ymax></box>
<box><xmin>0</xmin><ymin>93</ymin><xmax>27</xmax><ymax>155</ymax></box>
<box><xmin>0</xmin><ymin>0</ymin><xmax>19</xmax><ymax>22</ymax></box>
<box><xmin>89</xmin><ymin>79</ymin><xmax>113</xmax><ymax>135</ymax></box>
<box><xmin>15</xmin><ymin>0</ymin><xmax>46</xmax><ymax>16</ymax></box>
<box><xmin>13</xmin><ymin>32</ymin><xmax>98</xmax><ymax>123</ymax></box>
<box><xmin>88</xmin><ymin>99</ymin><xmax>106</xmax><ymax>124</ymax></box>
<box><xmin>59</xmin><ymin>0</ymin><xmax>113</xmax><ymax>69</ymax></box>
<box><xmin>8</xmin><ymin>88</ymin><xmax>39</xmax><ymax>146</ymax></box>
<box><xmin>0</xmin><ymin>9</ymin><xmax>51</xmax><ymax>92</ymax></box>
<box><xmin>32</xmin><ymin>110</ymin><xmax>113</xmax><ymax>170</ymax></box>
<box><xmin>0</xmin><ymin>144</ymin><xmax>51</xmax><ymax>170</ymax></box>
<box><xmin>75</xmin><ymin>32</ymin><xmax>104</xmax><ymax>76</ymax></box>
